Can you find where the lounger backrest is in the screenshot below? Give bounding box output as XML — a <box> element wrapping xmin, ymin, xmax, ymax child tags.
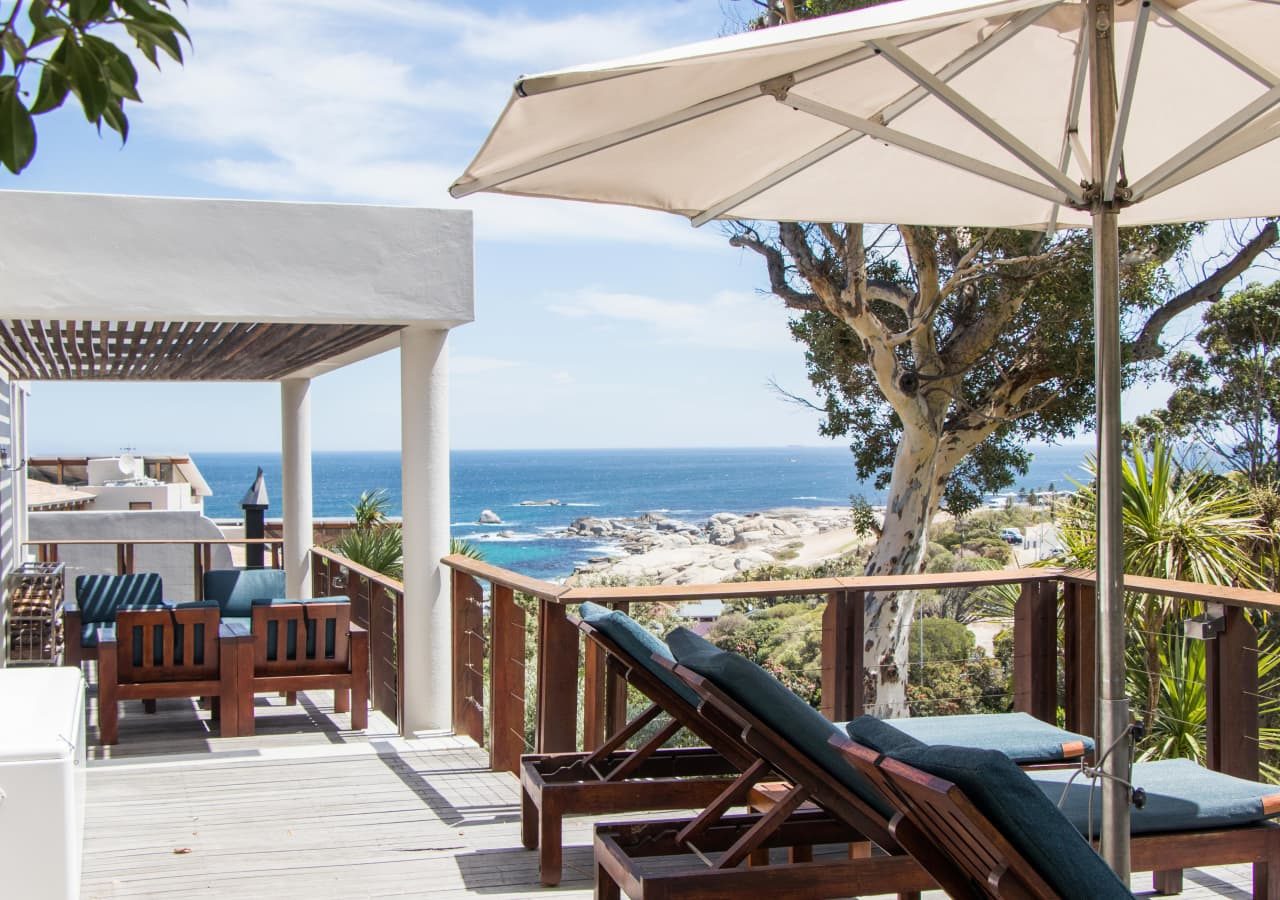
<box><xmin>75</xmin><ymin>572</ymin><xmax>164</xmax><ymax>625</ymax></box>
<box><xmin>868</xmin><ymin>740</ymin><xmax>1134</xmax><ymax>900</ymax></box>
<box><xmin>578</xmin><ymin>602</ymin><xmax>701</xmax><ymax>706</ymax></box>
<box><xmin>666</xmin><ymin>626</ymin><xmax>898</xmax><ymax>845</ymax></box>
<box><xmin>250</xmin><ymin>600</ymin><xmax>351</xmax><ymax>676</ymax></box>
<box><xmin>203</xmin><ymin>568</ymin><xmax>286</xmax><ymax>617</ymax></box>
<box><xmin>114</xmin><ymin>602</ymin><xmax>223</xmax><ymax>683</ymax></box>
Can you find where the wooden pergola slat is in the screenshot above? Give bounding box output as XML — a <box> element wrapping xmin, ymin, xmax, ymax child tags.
<box><xmin>0</xmin><ymin>320</ymin><xmax>403</xmax><ymax>382</ymax></box>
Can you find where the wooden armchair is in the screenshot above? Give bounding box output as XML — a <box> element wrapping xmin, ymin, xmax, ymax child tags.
<box><xmin>241</xmin><ymin>600</ymin><xmax>368</xmax><ymax>736</ymax></box>
<box><xmin>96</xmin><ymin>602</ymin><xmax>250</xmax><ymax>745</ymax></box>
<box><xmin>65</xmin><ymin>572</ymin><xmax>164</xmax><ymax>668</ymax></box>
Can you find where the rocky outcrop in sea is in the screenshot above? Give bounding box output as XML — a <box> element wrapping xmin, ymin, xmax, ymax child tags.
<box><xmin>563</xmin><ymin>507</ymin><xmax>858</xmax><ymax>586</ymax></box>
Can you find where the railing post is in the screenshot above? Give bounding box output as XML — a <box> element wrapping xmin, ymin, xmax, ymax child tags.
<box><xmin>451</xmin><ymin>570</ymin><xmax>485</xmax><ymax>747</ymax></box>
<box><xmin>490</xmin><ymin>584</ymin><xmax>527</xmax><ymax>774</ymax></box>
<box><xmin>821</xmin><ymin>589</ymin><xmax>864</xmax><ymax>721</ymax></box>
<box><xmin>1014</xmin><ymin>579</ymin><xmax>1057</xmax><ymax>722</ymax></box>
<box><xmin>536</xmin><ymin>599</ymin><xmax>580</xmax><ymax>753</ymax></box>
<box><xmin>1063</xmin><ymin>580</ymin><xmax>1097</xmax><ymax>737</ymax></box>
<box><xmin>583</xmin><ymin>625</ymin><xmax>606</xmax><ymax>752</ymax></box>
<box><xmin>193</xmin><ymin>544</ymin><xmax>204</xmax><ymax>600</ymax></box>
<box><xmin>1205</xmin><ymin>604</ymin><xmax>1260</xmax><ymax>780</ymax></box>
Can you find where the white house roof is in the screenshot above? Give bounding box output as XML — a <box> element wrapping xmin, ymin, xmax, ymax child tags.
<box><xmin>0</xmin><ymin>191</ymin><xmax>474</xmax><ymax>381</ymax></box>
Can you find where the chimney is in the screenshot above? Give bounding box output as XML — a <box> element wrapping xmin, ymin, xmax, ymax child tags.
<box><xmin>240</xmin><ymin>467</ymin><xmax>269</xmax><ymax>569</ymax></box>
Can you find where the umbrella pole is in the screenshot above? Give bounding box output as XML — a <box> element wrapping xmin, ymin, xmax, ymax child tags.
<box><xmin>1089</xmin><ymin>0</ymin><xmax>1131</xmax><ymax>879</ymax></box>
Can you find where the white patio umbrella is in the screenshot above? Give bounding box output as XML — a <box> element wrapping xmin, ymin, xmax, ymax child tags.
<box><xmin>452</xmin><ymin>0</ymin><xmax>1280</xmax><ymax>875</ymax></box>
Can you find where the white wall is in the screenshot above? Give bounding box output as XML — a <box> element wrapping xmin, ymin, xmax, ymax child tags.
<box><xmin>79</xmin><ymin>484</ymin><xmax>200</xmax><ymax>512</ymax></box>
<box><xmin>29</xmin><ymin>511</ymin><xmax>234</xmax><ymax>603</ymax></box>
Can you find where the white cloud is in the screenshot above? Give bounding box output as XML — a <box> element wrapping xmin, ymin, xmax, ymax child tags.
<box><xmin>131</xmin><ymin>0</ymin><xmax>715</xmax><ymax>248</ymax></box>
<box><xmin>548</xmin><ymin>288</ymin><xmax>798</xmax><ymax>352</ymax></box>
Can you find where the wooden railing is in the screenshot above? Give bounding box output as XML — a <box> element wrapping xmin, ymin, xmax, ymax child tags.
<box><xmin>311</xmin><ymin>546</ymin><xmax>405</xmax><ymax>728</ymax></box>
<box><xmin>29</xmin><ymin>537</ymin><xmax>284</xmax><ymax>599</ymax></box>
<box><xmin>442</xmin><ymin>555</ymin><xmax>1277</xmax><ymax>783</ymax></box>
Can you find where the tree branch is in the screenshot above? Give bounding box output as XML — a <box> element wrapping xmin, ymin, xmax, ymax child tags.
<box><xmin>1129</xmin><ymin>220</ymin><xmax>1279</xmax><ymax>361</ymax></box>
<box><xmin>729</xmin><ymin>232</ymin><xmax>823</xmax><ymax>311</ymax></box>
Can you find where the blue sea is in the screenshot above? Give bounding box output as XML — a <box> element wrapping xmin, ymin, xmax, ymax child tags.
<box><xmin>194</xmin><ymin>445</ymin><xmax>1092</xmax><ymax>580</ymax></box>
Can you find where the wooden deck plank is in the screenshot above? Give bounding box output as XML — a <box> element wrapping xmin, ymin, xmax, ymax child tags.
<box><xmin>78</xmin><ymin>678</ymin><xmax>1252</xmax><ymax>900</ymax></box>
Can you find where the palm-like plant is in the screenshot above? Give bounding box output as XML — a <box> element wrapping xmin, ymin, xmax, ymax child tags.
<box><xmin>334</xmin><ymin>489</ymin><xmax>484</xmax><ymax>579</ymax></box>
<box><xmin>1056</xmin><ymin>437</ymin><xmax>1265</xmax><ymax>742</ymax></box>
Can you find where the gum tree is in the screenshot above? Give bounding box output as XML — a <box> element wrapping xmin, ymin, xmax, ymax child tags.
<box><xmin>734</xmin><ymin>219</ymin><xmax>1277</xmax><ymax>714</ymax></box>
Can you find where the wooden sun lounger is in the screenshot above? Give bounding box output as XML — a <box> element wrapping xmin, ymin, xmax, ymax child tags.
<box><xmin>831</xmin><ymin>732</ymin><xmax>1280</xmax><ymax>899</ymax></box>
<box><xmin>521</xmin><ymin>616</ymin><xmax>755</xmax><ymax>885</ymax></box>
<box><xmin>597</xmin><ymin>646</ymin><xmax>1280</xmax><ymax>900</ymax></box>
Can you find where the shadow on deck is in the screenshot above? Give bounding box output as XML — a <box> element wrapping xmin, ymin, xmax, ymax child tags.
<box><xmin>80</xmin><ymin>682</ymin><xmax>1259</xmax><ymax>899</ymax></box>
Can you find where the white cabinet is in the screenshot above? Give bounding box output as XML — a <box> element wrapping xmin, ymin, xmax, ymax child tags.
<box><xmin>0</xmin><ymin>667</ymin><xmax>87</xmax><ymax>900</ymax></box>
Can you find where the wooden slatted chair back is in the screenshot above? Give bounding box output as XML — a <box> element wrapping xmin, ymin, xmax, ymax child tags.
<box><xmin>251</xmin><ymin>601</ymin><xmax>351</xmax><ymax>677</ymax></box>
<box><xmin>663</xmin><ymin>658</ymin><xmax>901</xmax><ymax>853</ymax></box>
<box><xmin>115</xmin><ymin>605</ymin><xmax>222</xmax><ymax>683</ymax></box>
<box><xmin>866</xmin><ymin>746</ymin><xmax>1059</xmax><ymax>899</ymax></box>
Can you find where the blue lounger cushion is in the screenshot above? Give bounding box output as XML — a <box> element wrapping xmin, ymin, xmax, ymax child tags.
<box><xmin>579</xmin><ymin>602</ymin><xmax>700</xmax><ymax>707</ymax></box>
<box><xmin>203</xmin><ymin>568</ymin><xmax>286</xmax><ymax>618</ymax></box>
<box><xmin>667</xmin><ymin>625</ymin><xmax>894</xmax><ymax>819</ymax></box>
<box><xmin>1031</xmin><ymin>757</ymin><xmax>1280</xmax><ymax>836</ymax></box>
<box><xmin>889</xmin><ymin>743</ymin><xmax>1134</xmax><ymax>900</ymax></box>
<box><xmin>869</xmin><ymin>712</ymin><xmax>1094</xmax><ymax>763</ymax></box>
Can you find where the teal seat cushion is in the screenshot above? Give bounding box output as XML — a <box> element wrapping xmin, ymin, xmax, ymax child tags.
<box><xmin>580</xmin><ymin>602</ymin><xmax>700</xmax><ymax>707</ymax></box>
<box><xmin>1031</xmin><ymin>758</ymin><xmax>1280</xmax><ymax>836</ymax></box>
<box><xmin>74</xmin><ymin>573</ymin><xmax>164</xmax><ymax>626</ymax></box>
<box><xmin>667</xmin><ymin>626</ymin><xmax>893</xmax><ymax>819</ymax></box>
<box><xmin>202</xmin><ymin>569</ymin><xmax>286</xmax><ymax>618</ymax></box>
<box><xmin>890</xmin><ymin>743</ymin><xmax>1134</xmax><ymax>900</ymax></box>
<box><xmin>883</xmin><ymin>712</ymin><xmax>1095</xmax><ymax>764</ymax></box>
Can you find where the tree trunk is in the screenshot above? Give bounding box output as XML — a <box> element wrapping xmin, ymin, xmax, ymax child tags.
<box><xmin>862</xmin><ymin>429</ymin><xmax>945</xmax><ymax>716</ymax></box>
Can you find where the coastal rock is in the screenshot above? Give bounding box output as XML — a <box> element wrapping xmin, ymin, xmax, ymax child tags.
<box><xmin>736</xmin><ymin>529</ymin><xmax>771</xmax><ymax>544</ymax></box>
<box><xmin>478</xmin><ymin>509</ymin><xmax>503</xmax><ymax>524</ymax></box>
<box><xmin>708</xmin><ymin>523</ymin><xmax>736</xmax><ymax>546</ymax></box>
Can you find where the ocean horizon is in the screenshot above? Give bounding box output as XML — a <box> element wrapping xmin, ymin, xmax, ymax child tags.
<box><xmin>190</xmin><ymin>445</ymin><xmax>1094</xmax><ymax>580</ymax></box>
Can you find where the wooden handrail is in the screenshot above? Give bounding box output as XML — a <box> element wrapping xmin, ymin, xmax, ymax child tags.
<box><xmin>1061</xmin><ymin>567</ymin><xmax>1280</xmax><ymax>612</ymax></box>
<box><xmin>24</xmin><ymin>537</ymin><xmax>283</xmax><ymax>546</ymax></box>
<box><xmin>441</xmin><ymin>553</ymin><xmax>566</xmax><ymax>601</ymax></box>
<box><xmin>312</xmin><ymin>545</ymin><xmax>405</xmax><ymax>592</ymax></box>
<box><xmin>563</xmin><ymin>567</ymin><xmax>1063</xmax><ymax>604</ymax></box>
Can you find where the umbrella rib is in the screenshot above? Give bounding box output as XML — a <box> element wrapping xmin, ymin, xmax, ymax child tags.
<box><xmin>1151</xmin><ymin>0</ymin><xmax>1280</xmax><ymax>86</ymax></box>
<box><xmin>784</xmin><ymin>95</ymin><xmax>1070</xmax><ymax>205</ymax></box>
<box><xmin>688</xmin><ymin>1</ymin><xmax>1062</xmax><ymax>227</ymax></box>
<box><xmin>870</xmin><ymin>38</ymin><xmax>1086</xmax><ymax>205</ymax></box>
<box><xmin>1103</xmin><ymin>0</ymin><xmax>1151</xmax><ymax>201</ymax></box>
<box><xmin>1045</xmin><ymin>17</ymin><xmax>1092</xmax><ymax>234</ymax></box>
<box><xmin>1136</xmin><ymin>107</ymin><xmax>1280</xmax><ymax>200</ymax></box>
<box><xmin>1129</xmin><ymin>82</ymin><xmax>1280</xmax><ymax>202</ymax></box>
<box><xmin>449</xmin><ymin>29</ymin><xmax>953</xmax><ymax>199</ymax></box>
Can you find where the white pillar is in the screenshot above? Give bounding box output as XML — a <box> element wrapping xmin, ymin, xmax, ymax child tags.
<box><xmin>280</xmin><ymin>377</ymin><xmax>313</xmax><ymax>599</ymax></box>
<box><xmin>400</xmin><ymin>327</ymin><xmax>451</xmax><ymax>733</ymax></box>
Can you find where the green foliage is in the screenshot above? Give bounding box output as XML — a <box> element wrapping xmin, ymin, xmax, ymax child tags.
<box><xmin>906</xmin><ymin>617</ymin><xmax>1011</xmax><ymax>716</ymax></box>
<box><xmin>909</xmin><ymin>616</ymin><xmax>974</xmax><ymax>662</ymax></box>
<box><xmin>1138</xmin><ymin>282</ymin><xmax>1280</xmax><ymax>486</ymax></box>
<box><xmin>1056</xmin><ymin>439</ymin><xmax>1272</xmax><ymax>764</ymax></box>
<box><xmin>707</xmin><ymin>601</ymin><xmax>823</xmax><ymax>706</ymax></box>
<box><xmin>332</xmin><ymin>488</ymin><xmax>483</xmax><ymax>578</ymax></box>
<box><xmin>0</xmin><ymin>1</ymin><xmax>189</xmax><ymax>173</ymax></box>
<box><xmin>918</xmin><ymin>556</ymin><xmax>1006</xmax><ymax>624</ymax></box>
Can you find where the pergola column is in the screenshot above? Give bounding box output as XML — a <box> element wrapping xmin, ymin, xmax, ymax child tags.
<box><xmin>400</xmin><ymin>327</ymin><xmax>451</xmax><ymax>733</ymax></box>
<box><xmin>280</xmin><ymin>377</ymin><xmax>314</xmax><ymax>599</ymax></box>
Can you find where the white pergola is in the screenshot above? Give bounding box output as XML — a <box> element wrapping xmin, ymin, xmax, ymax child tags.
<box><xmin>0</xmin><ymin>190</ymin><xmax>474</xmax><ymax>734</ymax></box>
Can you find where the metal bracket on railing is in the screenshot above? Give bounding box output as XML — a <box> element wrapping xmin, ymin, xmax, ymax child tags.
<box><xmin>1184</xmin><ymin>602</ymin><xmax>1226</xmax><ymax>640</ymax></box>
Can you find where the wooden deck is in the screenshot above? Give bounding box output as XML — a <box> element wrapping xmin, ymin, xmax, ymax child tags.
<box><xmin>81</xmin><ymin>687</ymin><xmax>1260</xmax><ymax>899</ymax></box>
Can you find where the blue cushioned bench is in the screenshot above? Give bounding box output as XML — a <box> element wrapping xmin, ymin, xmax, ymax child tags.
<box><xmin>64</xmin><ymin>573</ymin><xmax>166</xmax><ymax>667</ymax></box>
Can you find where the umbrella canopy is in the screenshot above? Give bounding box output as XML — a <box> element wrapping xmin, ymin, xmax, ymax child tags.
<box><xmin>453</xmin><ymin>0</ymin><xmax>1280</xmax><ymax>231</ymax></box>
<box><xmin>453</xmin><ymin>0</ymin><xmax>1280</xmax><ymax>878</ymax></box>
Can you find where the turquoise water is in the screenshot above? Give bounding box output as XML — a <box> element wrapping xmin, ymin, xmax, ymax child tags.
<box><xmin>194</xmin><ymin>445</ymin><xmax>1091</xmax><ymax>579</ymax></box>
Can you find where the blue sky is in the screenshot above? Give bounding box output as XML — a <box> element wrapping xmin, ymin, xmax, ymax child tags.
<box><xmin>0</xmin><ymin>0</ymin><xmax>1230</xmax><ymax>453</ymax></box>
